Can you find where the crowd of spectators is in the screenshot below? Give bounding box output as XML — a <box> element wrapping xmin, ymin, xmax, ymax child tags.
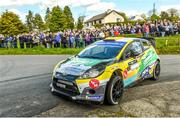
<box><xmin>0</xmin><ymin>20</ymin><xmax>180</xmax><ymax>49</ymax></box>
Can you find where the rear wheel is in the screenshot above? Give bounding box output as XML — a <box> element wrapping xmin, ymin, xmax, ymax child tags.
<box><xmin>105</xmin><ymin>74</ymin><xmax>124</xmax><ymax>105</ymax></box>
<box><xmin>151</xmin><ymin>61</ymin><xmax>161</xmax><ymax>80</ymax></box>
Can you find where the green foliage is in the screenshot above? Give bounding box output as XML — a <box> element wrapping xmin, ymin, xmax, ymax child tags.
<box><xmin>45</xmin><ymin>7</ymin><xmax>51</xmax><ymax>22</ymax></box>
<box><xmin>76</xmin><ymin>16</ymin><xmax>84</xmax><ymax>30</ymax></box>
<box><xmin>167</xmin><ymin>8</ymin><xmax>179</xmax><ymax>18</ymax></box>
<box><xmin>118</xmin><ymin>12</ymin><xmax>128</xmax><ymax>22</ymax></box>
<box><xmin>44</xmin><ymin>7</ymin><xmax>51</xmax><ymax>30</ymax></box>
<box><xmin>167</xmin><ymin>8</ymin><xmax>180</xmax><ymax>21</ymax></box>
<box><xmin>0</xmin><ymin>47</ymin><xmax>82</xmax><ymax>55</ymax></box>
<box><xmin>26</xmin><ymin>10</ymin><xmax>34</xmax><ymax>32</ymax></box>
<box><xmin>160</xmin><ymin>11</ymin><xmax>169</xmax><ymax>20</ymax></box>
<box><xmin>34</xmin><ymin>13</ymin><xmax>45</xmax><ymax>31</ymax></box>
<box><xmin>63</xmin><ymin>6</ymin><xmax>74</xmax><ymax>29</ymax></box>
<box><xmin>140</xmin><ymin>13</ymin><xmax>147</xmax><ymax>21</ymax></box>
<box><xmin>151</xmin><ymin>14</ymin><xmax>160</xmax><ymax>21</ymax></box>
<box><xmin>157</xmin><ymin>46</ymin><xmax>180</xmax><ymax>54</ymax></box>
<box><xmin>49</xmin><ymin>6</ymin><xmax>66</xmax><ymax>32</ymax></box>
<box><xmin>0</xmin><ymin>11</ymin><xmax>27</xmax><ymax>36</ymax></box>
<box><xmin>94</xmin><ymin>24</ymin><xmax>103</xmax><ymax>28</ymax></box>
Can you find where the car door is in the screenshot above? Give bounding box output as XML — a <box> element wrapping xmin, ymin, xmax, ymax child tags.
<box><xmin>120</xmin><ymin>41</ymin><xmax>143</xmax><ymax>87</ymax></box>
<box><xmin>139</xmin><ymin>39</ymin><xmax>158</xmax><ymax>79</ymax></box>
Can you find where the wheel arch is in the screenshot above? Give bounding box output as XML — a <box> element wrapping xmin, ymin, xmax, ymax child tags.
<box><xmin>104</xmin><ymin>69</ymin><xmax>124</xmax><ymax>105</ymax></box>
<box><xmin>113</xmin><ymin>69</ymin><xmax>123</xmax><ymax>78</ymax></box>
<box><xmin>107</xmin><ymin>69</ymin><xmax>124</xmax><ymax>85</ymax></box>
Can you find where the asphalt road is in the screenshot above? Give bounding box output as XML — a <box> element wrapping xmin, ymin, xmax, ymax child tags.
<box><xmin>0</xmin><ymin>55</ymin><xmax>180</xmax><ymax>117</ymax></box>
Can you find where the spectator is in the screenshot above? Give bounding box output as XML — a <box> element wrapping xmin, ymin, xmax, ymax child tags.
<box><xmin>45</xmin><ymin>32</ymin><xmax>52</xmax><ymax>48</ymax></box>
<box><xmin>144</xmin><ymin>23</ymin><xmax>150</xmax><ymax>38</ymax></box>
<box><xmin>0</xmin><ymin>20</ymin><xmax>179</xmax><ymax>49</ymax></box>
<box><xmin>85</xmin><ymin>33</ymin><xmax>91</xmax><ymax>46</ymax></box>
<box><xmin>61</xmin><ymin>34</ymin><xmax>68</xmax><ymax>48</ymax></box>
<box><xmin>54</xmin><ymin>32</ymin><xmax>61</xmax><ymax>47</ymax></box>
<box><xmin>75</xmin><ymin>31</ymin><xmax>80</xmax><ymax>48</ymax></box>
<box><xmin>69</xmin><ymin>32</ymin><xmax>74</xmax><ymax>48</ymax></box>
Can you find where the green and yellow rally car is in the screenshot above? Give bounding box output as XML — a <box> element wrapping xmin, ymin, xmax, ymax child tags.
<box><xmin>50</xmin><ymin>37</ymin><xmax>160</xmax><ymax>105</ymax></box>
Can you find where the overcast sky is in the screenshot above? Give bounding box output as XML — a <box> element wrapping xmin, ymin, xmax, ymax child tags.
<box><xmin>0</xmin><ymin>0</ymin><xmax>179</xmax><ymax>22</ymax></box>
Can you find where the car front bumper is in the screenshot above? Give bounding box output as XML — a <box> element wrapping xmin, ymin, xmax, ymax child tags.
<box><xmin>50</xmin><ymin>82</ymin><xmax>106</xmax><ymax>103</ymax></box>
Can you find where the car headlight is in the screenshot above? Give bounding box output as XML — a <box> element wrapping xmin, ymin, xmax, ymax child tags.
<box><xmin>80</xmin><ymin>64</ymin><xmax>106</xmax><ymax>79</ymax></box>
<box><xmin>52</xmin><ymin>60</ymin><xmax>66</xmax><ymax>77</ymax></box>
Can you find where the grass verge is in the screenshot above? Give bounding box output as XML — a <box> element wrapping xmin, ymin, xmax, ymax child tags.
<box><xmin>0</xmin><ymin>47</ymin><xmax>82</xmax><ymax>55</ymax></box>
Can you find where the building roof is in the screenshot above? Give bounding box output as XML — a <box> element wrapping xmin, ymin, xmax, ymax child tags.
<box><xmin>85</xmin><ymin>10</ymin><xmax>122</xmax><ymax>23</ymax></box>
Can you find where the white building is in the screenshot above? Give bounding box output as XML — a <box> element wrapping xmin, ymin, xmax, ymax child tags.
<box><xmin>85</xmin><ymin>10</ymin><xmax>125</xmax><ymax>28</ymax></box>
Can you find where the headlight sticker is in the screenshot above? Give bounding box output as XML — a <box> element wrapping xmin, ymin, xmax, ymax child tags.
<box><xmin>89</xmin><ymin>79</ymin><xmax>100</xmax><ymax>90</ymax></box>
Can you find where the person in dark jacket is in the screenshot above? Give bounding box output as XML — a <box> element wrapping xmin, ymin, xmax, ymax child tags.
<box><xmin>61</xmin><ymin>34</ymin><xmax>68</xmax><ymax>48</ymax></box>
<box><xmin>75</xmin><ymin>32</ymin><xmax>80</xmax><ymax>48</ymax></box>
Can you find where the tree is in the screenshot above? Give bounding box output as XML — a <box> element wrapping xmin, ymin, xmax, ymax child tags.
<box><xmin>0</xmin><ymin>11</ymin><xmax>27</xmax><ymax>36</ymax></box>
<box><xmin>151</xmin><ymin>14</ymin><xmax>160</xmax><ymax>21</ymax></box>
<box><xmin>45</xmin><ymin>7</ymin><xmax>51</xmax><ymax>22</ymax></box>
<box><xmin>26</xmin><ymin>10</ymin><xmax>34</xmax><ymax>32</ymax></box>
<box><xmin>140</xmin><ymin>13</ymin><xmax>147</xmax><ymax>21</ymax></box>
<box><xmin>63</xmin><ymin>6</ymin><xmax>74</xmax><ymax>29</ymax></box>
<box><xmin>148</xmin><ymin>9</ymin><xmax>158</xmax><ymax>17</ymax></box>
<box><xmin>160</xmin><ymin>11</ymin><xmax>169</xmax><ymax>20</ymax></box>
<box><xmin>44</xmin><ymin>7</ymin><xmax>51</xmax><ymax>30</ymax></box>
<box><xmin>167</xmin><ymin>8</ymin><xmax>179</xmax><ymax>21</ymax></box>
<box><xmin>168</xmin><ymin>8</ymin><xmax>179</xmax><ymax>18</ymax></box>
<box><xmin>76</xmin><ymin>16</ymin><xmax>84</xmax><ymax>30</ymax></box>
<box><xmin>33</xmin><ymin>13</ymin><xmax>45</xmax><ymax>31</ymax></box>
<box><xmin>119</xmin><ymin>12</ymin><xmax>128</xmax><ymax>22</ymax></box>
<box><xmin>49</xmin><ymin>6</ymin><xmax>66</xmax><ymax>32</ymax></box>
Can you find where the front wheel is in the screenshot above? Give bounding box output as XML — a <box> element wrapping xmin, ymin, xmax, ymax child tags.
<box><xmin>151</xmin><ymin>61</ymin><xmax>161</xmax><ymax>80</ymax></box>
<box><xmin>105</xmin><ymin>74</ymin><xmax>124</xmax><ymax>105</ymax></box>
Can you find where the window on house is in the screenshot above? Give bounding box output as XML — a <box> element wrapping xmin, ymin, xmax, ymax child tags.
<box><xmin>99</xmin><ymin>20</ymin><xmax>102</xmax><ymax>24</ymax></box>
<box><xmin>117</xmin><ymin>18</ymin><xmax>121</xmax><ymax>22</ymax></box>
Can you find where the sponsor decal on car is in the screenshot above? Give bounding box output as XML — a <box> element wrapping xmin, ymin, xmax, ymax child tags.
<box><xmin>86</xmin><ymin>96</ymin><xmax>103</xmax><ymax>100</ymax></box>
<box><xmin>122</xmin><ymin>69</ymin><xmax>128</xmax><ymax>78</ymax></box>
<box><xmin>89</xmin><ymin>79</ymin><xmax>100</xmax><ymax>90</ymax></box>
<box><xmin>141</xmin><ymin>62</ymin><xmax>156</xmax><ymax>79</ymax></box>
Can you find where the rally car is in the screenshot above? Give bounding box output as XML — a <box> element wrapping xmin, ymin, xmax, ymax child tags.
<box><xmin>50</xmin><ymin>37</ymin><xmax>160</xmax><ymax>105</ymax></box>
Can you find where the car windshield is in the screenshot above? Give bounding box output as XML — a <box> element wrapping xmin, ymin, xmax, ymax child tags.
<box><xmin>78</xmin><ymin>41</ymin><xmax>126</xmax><ymax>59</ymax></box>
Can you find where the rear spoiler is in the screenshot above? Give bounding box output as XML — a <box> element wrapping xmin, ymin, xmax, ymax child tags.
<box><xmin>140</xmin><ymin>37</ymin><xmax>156</xmax><ymax>48</ymax></box>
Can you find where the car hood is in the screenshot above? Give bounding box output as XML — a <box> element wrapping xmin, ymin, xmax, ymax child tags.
<box><xmin>56</xmin><ymin>57</ymin><xmax>113</xmax><ymax>76</ymax></box>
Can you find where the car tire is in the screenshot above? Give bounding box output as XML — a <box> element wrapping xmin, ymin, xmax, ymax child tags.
<box><xmin>151</xmin><ymin>61</ymin><xmax>161</xmax><ymax>80</ymax></box>
<box><xmin>105</xmin><ymin>74</ymin><xmax>124</xmax><ymax>105</ymax></box>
